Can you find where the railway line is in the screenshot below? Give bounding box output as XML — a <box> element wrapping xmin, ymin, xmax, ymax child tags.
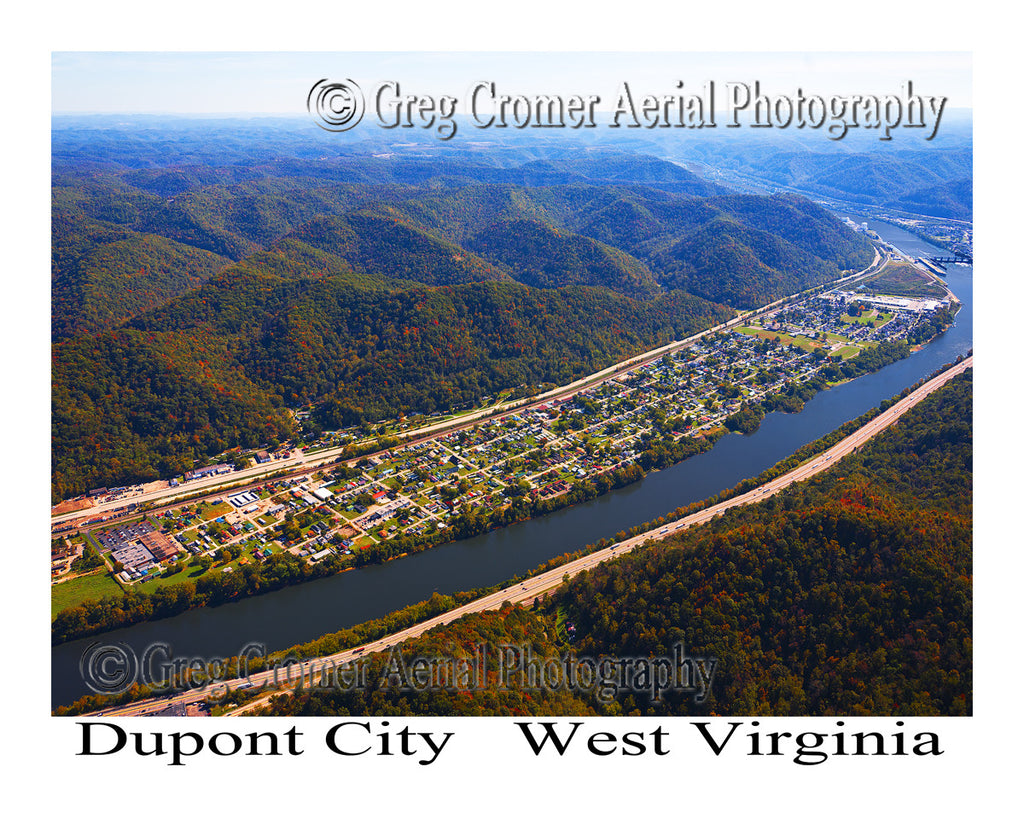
<box><xmin>52</xmin><ymin>253</ymin><xmax>888</xmax><ymax>537</ymax></box>
<box><xmin>83</xmin><ymin>354</ymin><xmax>970</xmax><ymax>718</ymax></box>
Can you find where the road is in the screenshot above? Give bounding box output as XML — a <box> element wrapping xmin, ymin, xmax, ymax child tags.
<box><xmin>82</xmin><ymin>352</ymin><xmax>969</xmax><ymax>718</ymax></box>
<box><xmin>52</xmin><ymin>251</ymin><xmax>887</xmax><ymax>532</ymax></box>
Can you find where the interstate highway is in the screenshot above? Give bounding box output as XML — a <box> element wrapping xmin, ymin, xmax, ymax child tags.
<box><xmin>53</xmin><ymin>251</ymin><xmax>887</xmax><ymax>531</ymax></box>
<box><xmin>83</xmin><ymin>353</ymin><xmax>969</xmax><ymax>718</ymax></box>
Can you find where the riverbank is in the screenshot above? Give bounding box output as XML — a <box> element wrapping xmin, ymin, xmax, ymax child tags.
<box><xmin>50</xmin><ymin>220</ymin><xmax>972</xmax><ymax>709</ymax></box>
<box><xmin>52</xmin><ymin>329</ymin><xmax>937</xmax><ymax>646</ymax></box>
<box><xmin>58</xmin><ymin>356</ymin><xmax>972</xmax><ymax>716</ymax></box>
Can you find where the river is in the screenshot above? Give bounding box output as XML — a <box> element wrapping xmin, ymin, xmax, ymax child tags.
<box><xmin>51</xmin><ymin>218</ymin><xmax>972</xmax><ymax>708</ymax></box>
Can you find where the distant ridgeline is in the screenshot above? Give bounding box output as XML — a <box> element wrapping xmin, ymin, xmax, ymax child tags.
<box><xmin>258</xmin><ymin>370</ymin><xmax>972</xmax><ymax>718</ymax></box>
<box><xmin>52</xmin><ymin>126</ymin><xmax>876</xmax><ymax>501</ymax></box>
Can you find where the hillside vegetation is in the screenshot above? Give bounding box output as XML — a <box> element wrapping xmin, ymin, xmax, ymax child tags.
<box><xmin>259</xmin><ymin>370</ymin><xmax>972</xmax><ymax>717</ymax></box>
<box><xmin>52</xmin><ymin>140</ymin><xmax>874</xmax><ymax>500</ymax></box>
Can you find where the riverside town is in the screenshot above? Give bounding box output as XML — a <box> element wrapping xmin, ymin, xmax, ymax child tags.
<box><xmin>51</xmin><ymin>54</ymin><xmax>973</xmax><ymax>731</ymax></box>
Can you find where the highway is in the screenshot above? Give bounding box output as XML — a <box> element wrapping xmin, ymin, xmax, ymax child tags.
<box><xmin>82</xmin><ymin>353</ymin><xmax>969</xmax><ymax>718</ymax></box>
<box><xmin>51</xmin><ymin>250</ymin><xmax>886</xmax><ymax>532</ymax></box>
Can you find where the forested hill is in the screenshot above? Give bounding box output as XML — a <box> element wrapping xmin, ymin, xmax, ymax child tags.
<box><xmin>465</xmin><ymin>218</ymin><xmax>660</xmax><ymax>296</ymax></box>
<box><xmin>52</xmin><ymin>154</ymin><xmax>873</xmax><ymax>336</ymax></box>
<box><xmin>260</xmin><ymin>370</ymin><xmax>972</xmax><ymax>717</ymax></box>
<box><xmin>52</xmin><ymin>276</ymin><xmax>731</xmax><ymax>500</ymax></box>
<box><xmin>52</xmin><ymin>137</ymin><xmax>875</xmax><ymax>500</ymax></box>
<box><xmin>278</xmin><ymin>211</ymin><xmax>511</xmax><ymax>287</ymax></box>
<box><xmin>51</xmin><ymin>209</ymin><xmax>232</xmax><ymax>340</ymax></box>
<box><xmin>670</xmin><ymin>132</ymin><xmax>973</xmax><ymax>221</ymax></box>
<box><xmin>750</xmin><ymin>149</ymin><xmax>973</xmax><ymax>219</ymax></box>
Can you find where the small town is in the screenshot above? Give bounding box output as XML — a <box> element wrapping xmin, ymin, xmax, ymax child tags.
<box><xmin>50</xmin><ymin>260</ymin><xmax>956</xmax><ymax>614</ymax></box>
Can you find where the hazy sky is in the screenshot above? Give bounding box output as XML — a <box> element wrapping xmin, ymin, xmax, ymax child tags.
<box><xmin>52</xmin><ymin>52</ymin><xmax>972</xmax><ymax>115</ymax></box>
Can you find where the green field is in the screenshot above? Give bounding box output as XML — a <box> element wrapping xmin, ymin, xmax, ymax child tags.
<box><xmin>858</xmin><ymin>262</ymin><xmax>948</xmax><ymax>299</ymax></box>
<box><xmin>177</xmin><ymin>528</ymin><xmax>199</xmax><ymax>544</ymax></box>
<box><xmin>133</xmin><ymin>561</ymin><xmax>210</xmax><ymax>592</ymax></box>
<box><xmin>200</xmin><ymin>501</ymin><xmax>233</xmax><ymax>521</ymax></box>
<box><xmin>737</xmin><ymin>326</ymin><xmax>819</xmax><ymax>352</ymax></box>
<box><xmin>840</xmin><ymin>309</ymin><xmax>893</xmax><ymax>327</ymax></box>
<box><xmin>51</xmin><ymin>571</ymin><xmax>123</xmax><ymax>619</ymax></box>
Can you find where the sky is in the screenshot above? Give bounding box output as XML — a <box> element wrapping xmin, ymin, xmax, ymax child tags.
<box><xmin>52</xmin><ymin>51</ymin><xmax>972</xmax><ymax>115</ymax></box>
<box><xmin>18</xmin><ymin>3</ymin><xmax>1023</xmax><ymax>815</ymax></box>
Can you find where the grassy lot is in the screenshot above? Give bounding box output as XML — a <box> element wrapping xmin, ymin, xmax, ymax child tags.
<box><xmin>737</xmin><ymin>326</ymin><xmax>819</xmax><ymax>351</ymax></box>
<box><xmin>200</xmin><ymin>501</ymin><xmax>233</xmax><ymax>521</ymax></box>
<box><xmin>554</xmin><ymin>606</ymin><xmax>571</xmax><ymax>642</ymax></box>
<box><xmin>134</xmin><ymin>551</ymin><xmax>267</xmax><ymax>593</ymax></box>
<box><xmin>840</xmin><ymin>309</ymin><xmax>893</xmax><ymax>327</ymax></box>
<box><xmin>51</xmin><ymin>571</ymin><xmax>123</xmax><ymax>619</ymax></box>
<box><xmin>786</xmin><ymin>336</ymin><xmax>820</xmax><ymax>352</ymax></box>
<box><xmin>858</xmin><ymin>262</ymin><xmax>948</xmax><ymax>299</ymax></box>
<box><xmin>134</xmin><ymin>562</ymin><xmax>210</xmax><ymax>591</ymax></box>
<box><xmin>177</xmin><ymin>528</ymin><xmax>199</xmax><ymax>544</ymax></box>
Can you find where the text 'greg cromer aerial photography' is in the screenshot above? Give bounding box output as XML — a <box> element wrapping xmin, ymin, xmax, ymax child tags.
<box><xmin>50</xmin><ymin>53</ymin><xmax>972</xmax><ymax>761</ymax></box>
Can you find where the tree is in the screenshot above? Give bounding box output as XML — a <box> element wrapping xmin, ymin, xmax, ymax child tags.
<box><xmin>280</xmin><ymin>517</ymin><xmax>303</xmax><ymax>543</ymax></box>
<box><xmin>506</xmin><ymin>478</ymin><xmax>531</xmax><ymax>498</ymax></box>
